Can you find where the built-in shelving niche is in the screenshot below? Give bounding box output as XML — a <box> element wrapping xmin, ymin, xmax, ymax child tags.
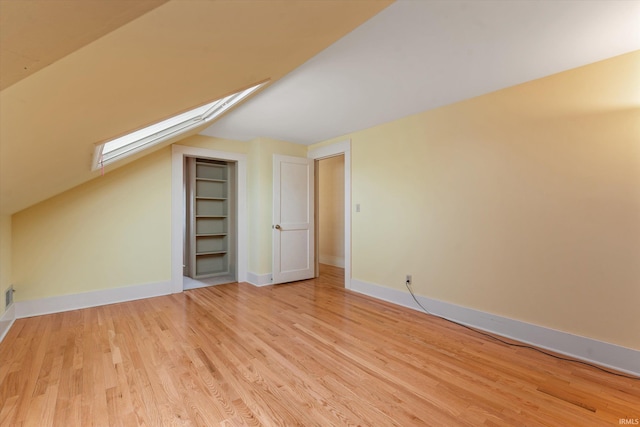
<box><xmin>184</xmin><ymin>157</ymin><xmax>236</xmax><ymax>288</ymax></box>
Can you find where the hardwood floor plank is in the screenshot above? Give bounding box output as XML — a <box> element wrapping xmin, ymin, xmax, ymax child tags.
<box><xmin>1</xmin><ymin>264</ymin><xmax>638</xmax><ymax>426</ymax></box>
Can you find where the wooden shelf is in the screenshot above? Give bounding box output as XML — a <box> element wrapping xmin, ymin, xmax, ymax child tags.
<box><xmin>189</xmin><ymin>159</ymin><xmax>230</xmax><ymax>278</ymax></box>
<box><xmin>196</xmin><ymin>177</ymin><xmax>226</xmax><ymax>183</ymax></box>
<box><xmin>195</xmin><ymin>161</ymin><xmax>226</xmax><ymax>166</ymax></box>
<box><xmin>195</xmin><ymin>180</ymin><xmax>227</xmax><ymax>199</ymax></box>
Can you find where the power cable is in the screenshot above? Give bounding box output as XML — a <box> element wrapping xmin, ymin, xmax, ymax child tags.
<box><xmin>404</xmin><ymin>280</ymin><xmax>639</xmax><ymax>381</ymax></box>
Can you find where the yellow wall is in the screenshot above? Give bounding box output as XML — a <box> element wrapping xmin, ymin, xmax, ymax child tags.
<box><xmin>0</xmin><ymin>215</ymin><xmax>11</xmax><ymax>317</ymax></box>
<box><xmin>180</xmin><ymin>134</ymin><xmax>250</xmax><ymax>155</ymax></box>
<box><xmin>180</xmin><ymin>134</ymin><xmax>309</xmax><ymax>275</ymax></box>
<box><xmin>12</xmin><ymin>148</ymin><xmax>172</xmax><ymax>301</ymax></box>
<box><xmin>9</xmin><ymin>48</ymin><xmax>638</xmax><ymax>351</ymax></box>
<box><xmin>313</xmin><ymin>51</ymin><xmax>640</xmax><ymax>349</ymax></box>
<box><xmin>318</xmin><ymin>155</ymin><xmax>345</xmax><ymax>266</ymax></box>
<box><xmin>10</xmin><ymin>134</ymin><xmax>309</xmax><ymax>303</ymax></box>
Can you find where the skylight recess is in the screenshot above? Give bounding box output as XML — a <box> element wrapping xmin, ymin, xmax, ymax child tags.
<box><xmin>92</xmin><ymin>81</ymin><xmax>267</xmax><ymax>171</ymax></box>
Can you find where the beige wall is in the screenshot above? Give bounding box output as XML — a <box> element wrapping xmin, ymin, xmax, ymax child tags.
<box><xmin>180</xmin><ymin>135</ymin><xmax>308</xmax><ymax>275</ymax></box>
<box><xmin>180</xmin><ymin>135</ymin><xmax>309</xmax><ymax>275</ymax></box>
<box><xmin>12</xmin><ymin>148</ymin><xmax>172</xmax><ymax>301</ymax></box>
<box><xmin>180</xmin><ymin>134</ymin><xmax>250</xmax><ymax>155</ymax></box>
<box><xmin>0</xmin><ymin>215</ymin><xmax>11</xmax><ymax>317</ymax></box>
<box><xmin>10</xmin><ymin>134</ymin><xmax>309</xmax><ymax>303</ymax></box>
<box><xmin>318</xmin><ymin>155</ymin><xmax>345</xmax><ymax>267</ymax></box>
<box><xmin>9</xmin><ymin>49</ymin><xmax>638</xmax><ymax>351</ymax></box>
<box><xmin>178</xmin><ymin>135</ymin><xmax>307</xmax><ymax>274</ymax></box>
<box><xmin>313</xmin><ymin>51</ymin><xmax>640</xmax><ymax>349</ymax></box>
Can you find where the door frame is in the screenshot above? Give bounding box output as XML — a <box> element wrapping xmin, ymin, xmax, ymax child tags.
<box><xmin>308</xmin><ymin>140</ymin><xmax>351</xmax><ymax>289</ymax></box>
<box><xmin>171</xmin><ymin>144</ymin><xmax>248</xmax><ymax>293</ymax></box>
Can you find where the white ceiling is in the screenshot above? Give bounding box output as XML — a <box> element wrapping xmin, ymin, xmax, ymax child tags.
<box><xmin>201</xmin><ymin>0</ymin><xmax>640</xmax><ymax>145</ymax></box>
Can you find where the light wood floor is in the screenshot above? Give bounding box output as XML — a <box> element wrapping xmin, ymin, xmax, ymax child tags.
<box><xmin>1</xmin><ymin>265</ymin><xmax>638</xmax><ymax>426</ymax></box>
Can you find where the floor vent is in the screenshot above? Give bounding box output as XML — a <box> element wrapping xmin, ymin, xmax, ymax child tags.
<box><xmin>5</xmin><ymin>286</ymin><xmax>13</xmax><ymax>309</ymax></box>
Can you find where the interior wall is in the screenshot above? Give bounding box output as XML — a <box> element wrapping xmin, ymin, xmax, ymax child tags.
<box><xmin>0</xmin><ymin>215</ymin><xmax>11</xmax><ymax>317</ymax></box>
<box><xmin>318</xmin><ymin>155</ymin><xmax>345</xmax><ymax>267</ymax></box>
<box><xmin>180</xmin><ymin>134</ymin><xmax>250</xmax><ymax>155</ymax></box>
<box><xmin>9</xmin><ymin>132</ymin><xmax>308</xmax><ymax>305</ymax></box>
<box><xmin>178</xmin><ymin>135</ymin><xmax>309</xmax><ymax>278</ymax></box>
<box><xmin>312</xmin><ymin>51</ymin><xmax>640</xmax><ymax>350</ymax></box>
<box><xmin>12</xmin><ymin>148</ymin><xmax>172</xmax><ymax>302</ymax></box>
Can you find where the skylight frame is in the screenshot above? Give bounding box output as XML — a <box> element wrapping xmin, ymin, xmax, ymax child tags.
<box><xmin>92</xmin><ymin>81</ymin><xmax>268</xmax><ymax>171</ymax></box>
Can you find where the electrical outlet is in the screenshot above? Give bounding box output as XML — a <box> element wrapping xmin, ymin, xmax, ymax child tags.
<box><xmin>405</xmin><ymin>274</ymin><xmax>412</xmax><ymax>286</ymax></box>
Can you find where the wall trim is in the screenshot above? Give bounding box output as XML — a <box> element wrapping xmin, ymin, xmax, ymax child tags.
<box><xmin>319</xmin><ymin>255</ymin><xmax>345</xmax><ymax>268</ymax></box>
<box><xmin>247</xmin><ymin>272</ymin><xmax>272</xmax><ymax>287</ymax></box>
<box><xmin>15</xmin><ymin>280</ymin><xmax>172</xmax><ymax>319</ymax></box>
<box><xmin>0</xmin><ymin>304</ymin><xmax>16</xmax><ymax>343</ymax></box>
<box><xmin>351</xmin><ymin>278</ymin><xmax>640</xmax><ymax>377</ymax></box>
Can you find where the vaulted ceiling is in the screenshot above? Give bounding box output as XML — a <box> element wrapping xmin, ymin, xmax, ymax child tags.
<box><xmin>1</xmin><ymin>0</ymin><xmax>639</xmax><ymax>216</ymax></box>
<box><xmin>203</xmin><ymin>0</ymin><xmax>640</xmax><ymax>144</ymax></box>
<box><xmin>0</xmin><ymin>0</ymin><xmax>169</xmax><ymax>90</ymax></box>
<box><xmin>0</xmin><ymin>0</ymin><xmax>391</xmax><ymax>215</ymax></box>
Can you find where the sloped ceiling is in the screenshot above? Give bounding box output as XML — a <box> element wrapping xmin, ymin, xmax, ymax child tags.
<box><xmin>202</xmin><ymin>0</ymin><xmax>640</xmax><ymax>145</ymax></box>
<box><xmin>0</xmin><ymin>0</ymin><xmax>391</xmax><ymax>215</ymax></box>
<box><xmin>2</xmin><ymin>1</ymin><xmax>639</xmax><ymax>217</ymax></box>
<box><xmin>0</xmin><ymin>0</ymin><xmax>169</xmax><ymax>90</ymax></box>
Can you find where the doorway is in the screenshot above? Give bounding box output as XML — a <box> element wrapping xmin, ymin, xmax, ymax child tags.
<box><xmin>309</xmin><ymin>139</ymin><xmax>351</xmax><ymax>289</ymax></box>
<box><xmin>171</xmin><ymin>145</ymin><xmax>248</xmax><ymax>293</ymax></box>
<box><xmin>316</xmin><ymin>155</ymin><xmax>345</xmax><ymax>286</ymax></box>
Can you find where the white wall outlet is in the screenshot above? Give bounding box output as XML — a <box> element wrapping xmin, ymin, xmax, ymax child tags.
<box><xmin>406</xmin><ymin>275</ymin><xmax>412</xmax><ymax>286</ymax></box>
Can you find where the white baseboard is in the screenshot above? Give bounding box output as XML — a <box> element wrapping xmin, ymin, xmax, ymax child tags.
<box><xmin>15</xmin><ymin>280</ymin><xmax>173</xmax><ymax>319</ymax></box>
<box><xmin>183</xmin><ymin>275</ymin><xmax>236</xmax><ymax>290</ymax></box>
<box><xmin>247</xmin><ymin>272</ymin><xmax>272</xmax><ymax>287</ymax></box>
<box><xmin>0</xmin><ymin>304</ymin><xmax>16</xmax><ymax>343</ymax></box>
<box><xmin>350</xmin><ymin>278</ymin><xmax>640</xmax><ymax>377</ymax></box>
<box><xmin>319</xmin><ymin>255</ymin><xmax>345</xmax><ymax>268</ymax></box>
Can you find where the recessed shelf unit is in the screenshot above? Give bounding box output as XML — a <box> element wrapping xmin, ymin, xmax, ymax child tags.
<box><xmin>186</xmin><ymin>158</ymin><xmax>236</xmax><ymax>280</ymax></box>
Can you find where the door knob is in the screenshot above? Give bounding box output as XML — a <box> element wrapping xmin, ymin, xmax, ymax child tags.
<box><xmin>275</xmin><ymin>224</ymin><xmax>282</xmax><ymax>230</ymax></box>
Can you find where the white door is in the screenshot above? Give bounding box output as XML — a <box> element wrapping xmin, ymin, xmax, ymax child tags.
<box><xmin>273</xmin><ymin>154</ymin><xmax>314</xmax><ymax>284</ymax></box>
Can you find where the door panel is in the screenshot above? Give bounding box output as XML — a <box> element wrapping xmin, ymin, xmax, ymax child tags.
<box><xmin>280</xmin><ymin>229</ymin><xmax>310</xmax><ymax>272</ymax></box>
<box><xmin>273</xmin><ymin>155</ymin><xmax>314</xmax><ymax>284</ymax></box>
<box><xmin>281</xmin><ymin>162</ymin><xmax>310</xmax><ymax>223</ymax></box>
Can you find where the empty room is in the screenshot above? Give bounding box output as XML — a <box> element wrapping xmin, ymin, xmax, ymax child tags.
<box><xmin>1</xmin><ymin>0</ymin><xmax>639</xmax><ymax>425</ymax></box>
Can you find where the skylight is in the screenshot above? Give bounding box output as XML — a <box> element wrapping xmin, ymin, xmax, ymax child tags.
<box><xmin>92</xmin><ymin>81</ymin><xmax>267</xmax><ymax>171</ymax></box>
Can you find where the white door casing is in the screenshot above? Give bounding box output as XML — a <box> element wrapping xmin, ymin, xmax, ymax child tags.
<box><xmin>171</xmin><ymin>145</ymin><xmax>247</xmax><ymax>293</ymax></box>
<box><xmin>308</xmin><ymin>139</ymin><xmax>351</xmax><ymax>289</ymax></box>
<box><xmin>273</xmin><ymin>155</ymin><xmax>314</xmax><ymax>284</ymax></box>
